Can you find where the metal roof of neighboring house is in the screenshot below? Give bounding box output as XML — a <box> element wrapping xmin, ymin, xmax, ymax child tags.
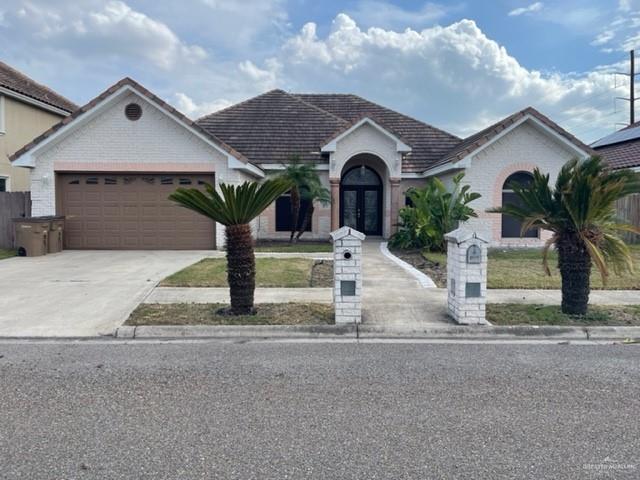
<box><xmin>9</xmin><ymin>77</ymin><xmax>250</xmax><ymax>167</ymax></box>
<box><xmin>592</xmin><ymin>123</ymin><xmax>640</xmax><ymax>148</ymax></box>
<box><xmin>0</xmin><ymin>61</ymin><xmax>78</xmax><ymax>114</ymax></box>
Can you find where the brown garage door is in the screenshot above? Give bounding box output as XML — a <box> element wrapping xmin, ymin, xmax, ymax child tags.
<box><xmin>59</xmin><ymin>173</ymin><xmax>215</xmax><ymax>250</ymax></box>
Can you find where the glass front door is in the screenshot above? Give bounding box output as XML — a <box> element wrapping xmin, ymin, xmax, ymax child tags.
<box><xmin>340</xmin><ymin>166</ymin><xmax>383</xmax><ymax>235</ymax></box>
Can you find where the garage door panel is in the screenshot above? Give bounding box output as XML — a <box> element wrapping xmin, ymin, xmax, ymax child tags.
<box><xmin>60</xmin><ymin>173</ymin><xmax>215</xmax><ymax>250</ymax></box>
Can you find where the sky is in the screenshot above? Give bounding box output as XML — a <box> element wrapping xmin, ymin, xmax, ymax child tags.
<box><xmin>0</xmin><ymin>0</ymin><xmax>638</xmax><ymax>143</ymax></box>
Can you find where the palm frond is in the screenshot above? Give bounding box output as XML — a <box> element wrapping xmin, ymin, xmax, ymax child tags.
<box><xmin>169</xmin><ymin>178</ymin><xmax>292</xmax><ymax>226</ymax></box>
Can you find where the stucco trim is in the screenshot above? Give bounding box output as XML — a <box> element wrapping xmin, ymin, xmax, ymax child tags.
<box><xmin>321</xmin><ymin>117</ymin><xmax>412</xmax><ymax>153</ymax></box>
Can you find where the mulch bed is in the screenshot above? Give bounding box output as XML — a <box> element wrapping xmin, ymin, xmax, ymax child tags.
<box><xmin>390</xmin><ymin>248</ymin><xmax>447</xmax><ymax>287</ymax></box>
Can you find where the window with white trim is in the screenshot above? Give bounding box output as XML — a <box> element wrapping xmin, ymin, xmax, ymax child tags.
<box><xmin>0</xmin><ymin>177</ymin><xmax>7</xmax><ymax>192</ymax></box>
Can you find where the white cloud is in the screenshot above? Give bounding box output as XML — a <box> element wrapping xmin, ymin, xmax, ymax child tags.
<box><xmin>277</xmin><ymin>14</ymin><xmax>624</xmax><ymax>140</ymax></box>
<box><xmin>619</xmin><ymin>0</ymin><xmax>632</xmax><ymax>12</ymax></box>
<box><xmin>173</xmin><ymin>93</ymin><xmax>232</xmax><ymax>118</ymax></box>
<box><xmin>508</xmin><ymin>2</ymin><xmax>544</xmax><ymax>17</ymax></box>
<box><xmin>3</xmin><ymin>1</ymin><xmax>207</xmax><ymax>70</ymax></box>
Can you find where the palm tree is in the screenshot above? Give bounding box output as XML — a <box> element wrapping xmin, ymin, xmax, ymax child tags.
<box><xmin>276</xmin><ymin>156</ymin><xmax>318</xmax><ymax>243</ymax></box>
<box><xmin>489</xmin><ymin>156</ymin><xmax>640</xmax><ymax>315</ymax></box>
<box><xmin>169</xmin><ymin>179</ymin><xmax>291</xmax><ymax>315</ymax></box>
<box><xmin>295</xmin><ymin>179</ymin><xmax>331</xmax><ymax>241</ymax></box>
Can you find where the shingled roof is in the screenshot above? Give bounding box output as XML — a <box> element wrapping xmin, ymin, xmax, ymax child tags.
<box><xmin>198</xmin><ymin>90</ymin><xmax>460</xmax><ymax>173</ymax></box>
<box><xmin>0</xmin><ymin>61</ymin><xmax>77</xmax><ymax>114</ymax></box>
<box><xmin>594</xmin><ymin>138</ymin><xmax>640</xmax><ymax>169</ymax></box>
<box><xmin>197</xmin><ymin>90</ymin><xmax>348</xmax><ymax>166</ymax></box>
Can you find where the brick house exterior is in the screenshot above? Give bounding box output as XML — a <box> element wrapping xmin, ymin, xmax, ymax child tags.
<box><xmin>11</xmin><ymin>77</ymin><xmax>594</xmax><ymax>249</ymax></box>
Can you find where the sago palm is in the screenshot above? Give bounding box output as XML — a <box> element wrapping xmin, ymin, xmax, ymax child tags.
<box><xmin>489</xmin><ymin>156</ymin><xmax>640</xmax><ymax>315</ymax></box>
<box><xmin>276</xmin><ymin>156</ymin><xmax>318</xmax><ymax>243</ymax></box>
<box><xmin>169</xmin><ymin>179</ymin><xmax>291</xmax><ymax>315</ymax></box>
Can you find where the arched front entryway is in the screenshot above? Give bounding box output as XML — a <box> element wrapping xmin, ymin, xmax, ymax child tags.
<box><xmin>340</xmin><ymin>165</ymin><xmax>383</xmax><ymax>235</ymax></box>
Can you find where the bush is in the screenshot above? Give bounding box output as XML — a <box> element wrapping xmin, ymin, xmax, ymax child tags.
<box><xmin>389</xmin><ymin>173</ymin><xmax>480</xmax><ymax>252</ymax></box>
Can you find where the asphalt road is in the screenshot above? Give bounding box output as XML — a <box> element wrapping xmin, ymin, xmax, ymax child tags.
<box><xmin>0</xmin><ymin>340</ymin><xmax>638</xmax><ymax>479</ymax></box>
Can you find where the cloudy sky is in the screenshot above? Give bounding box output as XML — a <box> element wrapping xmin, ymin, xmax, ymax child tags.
<box><xmin>0</xmin><ymin>0</ymin><xmax>637</xmax><ymax>142</ymax></box>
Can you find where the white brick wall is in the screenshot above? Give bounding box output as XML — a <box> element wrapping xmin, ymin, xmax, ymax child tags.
<box><xmin>449</xmin><ymin>121</ymin><xmax>579</xmax><ymax>247</ymax></box>
<box><xmin>446</xmin><ymin>230</ymin><xmax>488</xmax><ymax>325</ymax></box>
<box><xmin>28</xmin><ymin>90</ymin><xmax>253</xmax><ymax>250</ymax></box>
<box><xmin>331</xmin><ymin>228</ymin><xmax>365</xmax><ymax>324</ymax></box>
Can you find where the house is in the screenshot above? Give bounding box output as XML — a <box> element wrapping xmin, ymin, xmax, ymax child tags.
<box><xmin>592</xmin><ymin>122</ymin><xmax>640</xmax><ymax>171</ymax></box>
<box><xmin>10</xmin><ymin>77</ymin><xmax>593</xmax><ymax>250</ymax></box>
<box><xmin>0</xmin><ymin>61</ymin><xmax>77</xmax><ymax>192</ymax></box>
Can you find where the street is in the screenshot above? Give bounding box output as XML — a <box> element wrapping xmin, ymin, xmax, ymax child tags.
<box><xmin>0</xmin><ymin>340</ymin><xmax>638</xmax><ymax>479</ymax></box>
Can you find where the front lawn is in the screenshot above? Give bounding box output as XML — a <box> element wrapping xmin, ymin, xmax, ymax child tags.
<box><xmin>0</xmin><ymin>249</ymin><xmax>16</xmax><ymax>260</ymax></box>
<box><xmin>487</xmin><ymin>304</ymin><xmax>640</xmax><ymax>326</ymax></box>
<box><xmin>160</xmin><ymin>258</ymin><xmax>333</xmax><ymax>288</ymax></box>
<box><xmin>254</xmin><ymin>241</ymin><xmax>332</xmax><ymax>253</ymax></box>
<box><xmin>393</xmin><ymin>245</ymin><xmax>640</xmax><ymax>290</ymax></box>
<box><xmin>126</xmin><ymin>302</ymin><xmax>334</xmax><ymax>326</ymax></box>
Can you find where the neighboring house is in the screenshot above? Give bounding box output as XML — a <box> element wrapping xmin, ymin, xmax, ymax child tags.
<box><xmin>0</xmin><ymin>61</ymin><xmax>77</xmax><ymax>192</ymax></box>
<box><xmin>10</xmin><ymin>77</ymin><xmax>593</xmax><ymax>250</ymax></box>
<box><xmin>592</xmin><ymin>122</ymin><xmax>640</xmax><ymax>171</ymax></box>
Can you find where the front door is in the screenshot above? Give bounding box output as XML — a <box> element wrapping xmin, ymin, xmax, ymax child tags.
<box><xmin>340</xmin><ymin>166</ymin><xmax>383</xmax><ymax>235</ymax></box>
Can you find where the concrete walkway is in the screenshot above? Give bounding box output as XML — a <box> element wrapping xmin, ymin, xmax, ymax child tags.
<box><xmin>361</xmin><ymin>241</ymin><xmax>451</xmax><ymax>326</ymax></box>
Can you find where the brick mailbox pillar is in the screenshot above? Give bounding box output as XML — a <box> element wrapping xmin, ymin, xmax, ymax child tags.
<box><xmin>330</xmin><ymin>226</ymin><xmax>366</xmax><ymax>324</ymax></box>
<box><xmin>445</xmin><ymin>227</ymin><xmax>489</xmax><ymax>325</ymax></box>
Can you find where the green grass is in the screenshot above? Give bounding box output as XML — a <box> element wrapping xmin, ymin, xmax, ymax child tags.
<box><xmin>161</xmin><ymin>257</ymin><xmax>317</xmax><ymax>288</ymax></box>
<box><xmin>254</xmin><ymin>241</ymin><xmax>332</xmax><ymax>253</ymax></box>
<box><xmin>487</xmin><ymin>304</ymin><xmax>640</xmax><ymax>326</ymax></box>
<box><xmin>421</xmin><ymin>245</ymin><xmax>640</xmax><ymax>290</ymax></box>
<box><xmin>0</xmin><ymin>249</ymin><xmax>17</xmax><ymax>260</ymax></box>
<box><xmin>126</xmin><ymin>303</ymin><xmax>334</xmax><ymax>326</ymax></box>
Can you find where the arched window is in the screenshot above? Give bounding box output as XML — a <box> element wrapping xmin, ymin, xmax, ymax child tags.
<box><xmin>341</xmin><ymin>166</ymin><xmax>381</xmax><ymax>186</ymax></box>
<box><xmin>501</xmin><ymin>171</ymin><xmax>538</xmax><ymax>238</ymax></box>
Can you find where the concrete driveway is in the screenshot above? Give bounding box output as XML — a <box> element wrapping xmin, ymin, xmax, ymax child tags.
<box><xmin>0</xmin><ymin>250</ymin><xmax>218</xmax><ymax>337</ymax></box>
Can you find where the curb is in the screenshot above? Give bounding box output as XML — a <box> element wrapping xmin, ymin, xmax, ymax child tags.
<box><xmin>114</xmin><ymin>324</ymin><xmax>640</xmax><ymax>341</ymax></box>
<box><xmin>115</xmin><ymin>324</ymin><xmax>356</xmax><ymax>339</ymax></box>
<box><xmin>379</xmin><ymin>242</ymin><xmax>437</xmax><ymax>288</ymax></box>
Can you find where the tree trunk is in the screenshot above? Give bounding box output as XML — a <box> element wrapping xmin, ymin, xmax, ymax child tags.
<box><xmin>289</xmin><ymin>186</ymin><xmax>300</xmax><ymax>244</ymax></box>
<box><xmin>295</xmin><ymin>204</ymin><xmax>314</xmax><ymax>240</ymax></box>
<box><xmin>225</xmin><ymin>224</ymin><xmax>255</xmax><ymax>315</ymax></box>
<box><xmin>556</xmin><ymin>234</ymin><xmax>591</xmax><ymax>315</ymax></box>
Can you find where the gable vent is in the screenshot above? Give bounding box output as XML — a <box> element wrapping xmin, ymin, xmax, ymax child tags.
<box><xmin>125</xmin><ymin>103</ymin><xmax>142</xmax><ymax>121</ymax></box>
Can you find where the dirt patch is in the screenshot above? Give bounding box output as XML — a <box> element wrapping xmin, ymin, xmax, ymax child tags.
<box><xmin>487</xmin><ymin>304</ymin><xmax>640</xmax><ymax>326</ymax></box>
<box><xmin>126</xmin><ymin>302</ymin><xmax>334</xmax><ymax>326</ymax></box>
<box><xmin>390</xmin><ymin>248</ymin><xmax>447</xmax><ymax>287</ymax></box>
<box><xmin>310</xmin><ymin>260</ymin><xmax>333</xmax><ymax>287</ymax></box>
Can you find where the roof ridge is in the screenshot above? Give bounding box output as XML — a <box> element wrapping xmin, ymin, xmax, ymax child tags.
<box><xmin>195</xmin><ymin>89</ymin><xmax>286</xmax><ymax>122</ymax></box>
<box><xmin>0</xmin><ymin>60</ymin><xmax>78</xmax><ymax>113</ymax></box>
<box><xmin>286</xmin><ymin>91</ymin><xmax>350</xmax><ymax>125</ymax></box>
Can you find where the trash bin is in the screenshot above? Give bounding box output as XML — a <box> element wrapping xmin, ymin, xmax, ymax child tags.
<box><xmin>13</xmin><ymin>217</ymin><xmax>51</xmax><ymax>257</ymax></box>
<box><xmin>47</xmin><ymin>216</ymin><xmax>65</xmax><ymax>253</ymax></box>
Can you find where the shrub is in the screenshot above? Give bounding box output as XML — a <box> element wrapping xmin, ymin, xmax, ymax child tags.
<box><xmin>390</xmin><ymin>173</ymin><xmax>480</xmax><ymax>252</ymax></box>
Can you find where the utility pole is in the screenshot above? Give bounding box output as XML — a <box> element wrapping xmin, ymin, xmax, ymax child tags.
<box><xmin>616</xmin><ymin>49</ymin><xmax>638</xmax><ymax>125</ymax></box>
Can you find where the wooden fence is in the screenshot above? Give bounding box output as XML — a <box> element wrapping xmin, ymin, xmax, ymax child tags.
<box><xmin>0</xmin><ymin>192</ymin><xmax>31</xmax><ymax>248</ymax></box>
<box><xmin>616</xmin><ymin>193</ymin><xmax>640</xmax><ymax>244</ymax></box>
